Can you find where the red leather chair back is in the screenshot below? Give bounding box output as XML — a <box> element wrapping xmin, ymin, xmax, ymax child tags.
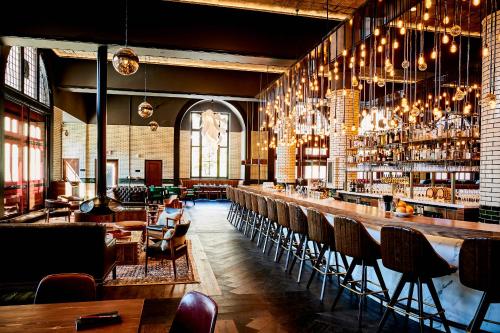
<box><xmin>169</xmin><ymin>291</ymin><xmax>218</xmax><ymax>333</ymax></box>
<box><xmin>34</xmin><ymin>273</ymin><xmax>96</xmax><ymax>304</ymax></box>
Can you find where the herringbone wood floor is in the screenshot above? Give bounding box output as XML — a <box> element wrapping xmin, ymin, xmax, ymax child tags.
<box><xmin>105</xmin><ymin>201</ymin><xmax>431</xmax><ymax>333</ymax></box>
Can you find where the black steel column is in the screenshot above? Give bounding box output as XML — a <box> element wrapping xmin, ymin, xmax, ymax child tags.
<box><xmin>96</xmin><ymin>45</ymin><xmax>107</xmax><ymax>199</ymax></box>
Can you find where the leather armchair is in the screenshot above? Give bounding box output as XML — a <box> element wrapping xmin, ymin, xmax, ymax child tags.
<box><xmin>145</xmin><ymin>221</ymin><xmax>191</xmax><ymax>279</ymax></box>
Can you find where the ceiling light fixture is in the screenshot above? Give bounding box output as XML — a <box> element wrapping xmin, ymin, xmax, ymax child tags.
<box><xmin>113</xmin><ymin>0</ymin><xmax>139</xmax><ymax>76</ymax></box>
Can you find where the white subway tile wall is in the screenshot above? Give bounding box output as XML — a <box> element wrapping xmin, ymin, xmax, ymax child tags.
<box><xmin>328</xmin><ymin>89</ymin><xmax>360</xmax><ymax>189</ymax></box>
<box><xmin>276</xmin><ymin>143</ymin><xmax>295</xmax><ymax>183</ymax></box>
<box><xmin>62</xmin><ymin>123</ymin><xmax>174</xmax><ymax>180</ymax></box>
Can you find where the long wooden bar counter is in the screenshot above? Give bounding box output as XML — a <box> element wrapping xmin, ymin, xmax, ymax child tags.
<box><xmin>241</xmin><ymin>185</ymin><xmax>500</xmax><ymax>240</ymax></box>
<box><xmin>240</xmin><ymin>185</ymin><xmax>500</xmax><ymax>331</ymax></box>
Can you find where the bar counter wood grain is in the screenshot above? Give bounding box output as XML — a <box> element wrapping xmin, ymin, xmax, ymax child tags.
<box><xmin>241</xmin><ymin>185</ymin><xmax>500</xmax><ymax>240</ymax></box>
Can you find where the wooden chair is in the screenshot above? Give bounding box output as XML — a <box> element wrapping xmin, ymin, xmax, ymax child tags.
<box><xmin>145</xmin><ymin>221</ymin><xmax>191</xmax><ymax>279</ymax></box>
<box><xmin>44</xmin><ymin>199</ymin><xmax>71</xmax><ymax>223</ymax></box>
<box><xmin>169</xmin><ymin>291</ymin><xmax>218</xmax><ymax>333</ymax></box>
<box><xmin>147</xmin><ymin>208</ymin><xmax>184</xmax><ymax>240</ymax></box>
<box><xmin>34</xmin><ymin>273</ymin><xmax>96</xmax><ymax>304</ymax></box>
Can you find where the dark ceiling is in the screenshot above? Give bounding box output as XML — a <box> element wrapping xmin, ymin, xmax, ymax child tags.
<box><xmin>0</xmin><ymin>0</ymin><xmax>345</xmax><ymax>98</ymax></box>
<box><xmin>0</xmin><ymin>1</ymin><xmax>338</xmax><ymax>59</ymax></box>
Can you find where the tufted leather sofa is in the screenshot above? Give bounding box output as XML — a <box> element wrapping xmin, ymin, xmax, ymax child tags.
<box><xmin>110</xmin><ymin>186</ymin><xmax>147</xmax><ymax>204</ymax></box>
<box><xmin>0</xmin><ymin>223</ymin><xmax>116</xmax><ymax>288</ymax></box>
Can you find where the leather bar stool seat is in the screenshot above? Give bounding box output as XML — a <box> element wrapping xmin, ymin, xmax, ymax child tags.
<box><xmin>306</xmin><ymin>209</ymin><xmax>348</xmax><ymax>301</ymax></box>
<box><xmin>242</xmin><ymin>191</ymin><xmax>254</xmax><ymax>235</ymax></box>
<box><xmin>262</xmin><ymin>197</ymin><xmax>279</xmax><ymax>255</ymax></box>
<box><xmin>377</xmin><ymin>226</ymin><xmax>456</xmax><ymax>333</ymax></box>
<box><xmin>287</xmin><ymin>203</ymin><xmax>311</xmax><ymax>283</ymax></box>
<box><xmin>256</xmin><ymin>195</ymin><xmax>270</xmax><ymax>248</ymax></box>
<box><xmin>249</xmin><ymin>192</ymin><xmax>265</xmax><ymax>246</ymax></box>
<box><xmin>459</xmin><ymin>237</ymin><xmax>500</xmax><ymax>333</ymax></box>
<box><xmin>226</xmin><ymin>187</ymin><xmax>237</xmax><ymax>225</ymax></box>
<box><xmin>237</xmin><ymin>189</ymin><xmax>248</xmax><ymax>232</ymax></box>
<box><xmin>274</xmin><ymin>199</ymin><xmax>292</xmax><ymax>266</ymax></box>
<box><xmin>331</xmin><ymin>216</ymin><xmax>391</xmax><ymax>329</ymax></box>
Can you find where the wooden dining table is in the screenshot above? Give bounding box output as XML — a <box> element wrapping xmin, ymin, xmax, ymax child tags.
<box><xmin>0</xmin><ymin>299</ymin><xmax>144</xmax><ymax>333</ymax></box>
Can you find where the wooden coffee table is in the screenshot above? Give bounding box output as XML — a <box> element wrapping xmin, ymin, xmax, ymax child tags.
<box><xmin>115</xmin><ymin>238</ymin><xmax>139</xmax><ymax>265</ymax></box>
<box><xmin>114</xmin><ymin>221</ymin><xmax>146</xmax><ymax>242</ymax></box>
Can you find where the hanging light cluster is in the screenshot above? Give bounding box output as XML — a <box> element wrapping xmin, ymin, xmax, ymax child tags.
<box><xmin>258</xmin><ymin>0</ymin><xmax>485</xmax><ymax>166</ymax></box>
<box><xmin>261</xmin><ymin>43</ymin><xmax>330</xmax><ymax>154</ymax></box>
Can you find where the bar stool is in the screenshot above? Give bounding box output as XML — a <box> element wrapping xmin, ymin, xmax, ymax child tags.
<box><xmin>377</xmin><ymin>226</ymin><xmax>456</xmax><ymax>333</ymax></box>
<box><xmin>235</xmin><ymin>189</ymin><xmax>247</xmax><ymax>230</ymax></box>
<box><xmin>256</xmin><ymin>196</ymin><xmax>270</xmax><ymax>248</ymax></box>
<box><xmin>306</xmin><ymin>209</ymin><xmax>348</xmax><ymax>301</ymax></box>
<box><xmin>226</xmin><ymin>187</ymin><xmax>235</xmax><ymax>223</ymax></box>
<box><xmin>248</xmin><ymin>192</ymin><xmax>261</xmax><ymax>241</ymax></box>
<box><xmin>331</xmin><ymin>216</ymin><xmax>391</xmax><ymax>329</ymax></box>
<box><xmin>229</xmin><ymin>187</ymin><xmax>239</xmax><ymax>226</ymax></box>
<box><xmin>274</xmin><ymin>199</ymin><xmax>291</xmax><ymax>266</ymax></box>
<box><xmin>262</xmin><ymin>197</ymin><xmax>279</xmax><ymax>255</ymax></box>
<box><xmin>287</xmin><ymin>203</ymin><xmax>310</xmax><ymax>283</ymax></box>
<box><xmin>243</xmin><ymin>191</ymin><xmax>255</xmax><ymax>236</ymax></box>
<box><xmin>459</xmin><ymin>237</ymin><xmax>500</xmax><ymax>333</ymax></box>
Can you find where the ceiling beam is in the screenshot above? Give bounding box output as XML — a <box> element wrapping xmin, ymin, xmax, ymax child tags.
<box><xmin>59</xmin><ymin>87</ymin><xmax>260</xmax><ymax>102</ymax></box>
<box><xmin>162</xmin><ymin>0</ymin><xmax>349</xmax><ymax>19</ymax></box>
<box><xmin>2</xmin><ymin>37</ymin><xmax>292</xmax><ymax>73</ymax></box>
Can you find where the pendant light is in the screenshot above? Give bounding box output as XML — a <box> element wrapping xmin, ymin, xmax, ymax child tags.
<box><xmin>149</xmin><ymin>120</ymin><xmax>159</xmax><ymax>131</ymax></box>
<box><xmin>138</xmin><ymin>63</ymin><xmax>153</xmax><ymax>118</ymax></box>
<box><xmin>112</xmin><ymin>0</ymin><xmax>139</xmax><ymax>76</ymax></box>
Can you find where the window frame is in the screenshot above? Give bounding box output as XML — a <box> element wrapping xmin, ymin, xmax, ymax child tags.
<box><xmin>190</xmin><ymin>111</ymin><xmax>230</xmax><ymax>179</ymax></box>
<box><xmin>4</xmin><ymin>47</ymin><xmax>51</xmax><ymax>107</ymax></box>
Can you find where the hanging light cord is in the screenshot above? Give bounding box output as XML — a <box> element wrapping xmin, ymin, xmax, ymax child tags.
<box><xmin>125</xmin><ymin>0</ymin><xmax>129</xmax><ymax>46</ymax></box>
<box><xmin>144</xmin><ymin>63</ymin><xmax>147</xmax><ymax>101</ymax></box>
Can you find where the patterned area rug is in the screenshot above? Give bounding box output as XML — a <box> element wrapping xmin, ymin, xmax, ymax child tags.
<box><xmin>105</xmin><ymin>240</ymin><xmax>199</xmax><ymax>286</ymax></box>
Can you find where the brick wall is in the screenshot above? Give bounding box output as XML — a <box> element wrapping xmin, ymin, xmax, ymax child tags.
<box><xmin>61</xmin><ymin>123</ymin><xmax>175</xmax><ymax>196</ymax></box>
<box><xmin>328</xmin><ymin>89</ymin><xmax>360</xmax><ymax>190</ymax></box>
<box><xmin>480</xmin><ymin>10</ymin><xmax>500</xmax><ymax>224</ymax></box>
<box><xmin>51</xmin><ymin>107</ymin><xmax>63</xmax><ymax>180</ymax></box>
<box><xmin>229</xmin><ymin>132</ymin><xmax>243</xmax><ymax>179</ymax></box>
<box><xmin>276</xmin><ymin>143</ymin><xmax>296</xmax><ymax>183</ymax></box>
<box><xmin>179</xmin><ymin>130</ymin><xmax>191</xmax><ymax>179</ymax></box>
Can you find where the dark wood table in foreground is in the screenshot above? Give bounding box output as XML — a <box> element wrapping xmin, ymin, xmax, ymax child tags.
<box><xmin>0</xmin><ymin>299</ymin><xmax>144</xmax><ymax>333</ymax></box>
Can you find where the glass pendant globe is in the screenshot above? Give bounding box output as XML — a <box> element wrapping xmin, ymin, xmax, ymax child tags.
<box><xmin>410</xmin><ymin>106</ymin><xmax>420</xmax><ymax>117</ymax></box>
<box><xmin>138</xmin><ymin>101</ymin><xmax>153</xmax><ymax>118</ymax></box>
<box><xmin>149</xmin><ymin>120</ymin><xmax>159</xmax><ymax>132</ymax></box>
<box><xmin>401</xmin><ymin>59</ymin><xmax>410</xmax><ymax>69</ymax></box>
<box><xmin>418</xmin><ymin>61</ymin><xmax>427</xmax><ymax>71</ymax></box>
<box><xmin>112</xmin><ymin>47</ymin><xmax>139</xmax><ymax>76</ymax></box>
<box><xmin>450</xmin><ymin>25</ymin><xmax>461</xmax><ymax>37</ymax></box>
<box><xmin>483</xmin><ymin>93</ymin><xmax>497</xmax><ymax>108</ymax></box>
<box><xmin>377</xmin><ymin>78</ymin><xmax>385</xmax><ymax>87</ymax></box>
<box><xmin>463</xmin><ymin>103</ymin><xmax>472</xmax><ymax>115</ymax></box>
<box><xmin>454</xmin><ymin>88</ymin><xmax>465</xmax><ymax>101</ymax></box>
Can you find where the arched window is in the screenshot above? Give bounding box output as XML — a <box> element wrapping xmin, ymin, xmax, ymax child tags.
<box><xmin>190</xmin><ymin>111</ymin><xmax>229</xmax><ymax>178</ymax></box>
<box><xmin>4</xmin><ymin>46</ymin><xmax>50</xmax><ymax>106</ymax></box>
